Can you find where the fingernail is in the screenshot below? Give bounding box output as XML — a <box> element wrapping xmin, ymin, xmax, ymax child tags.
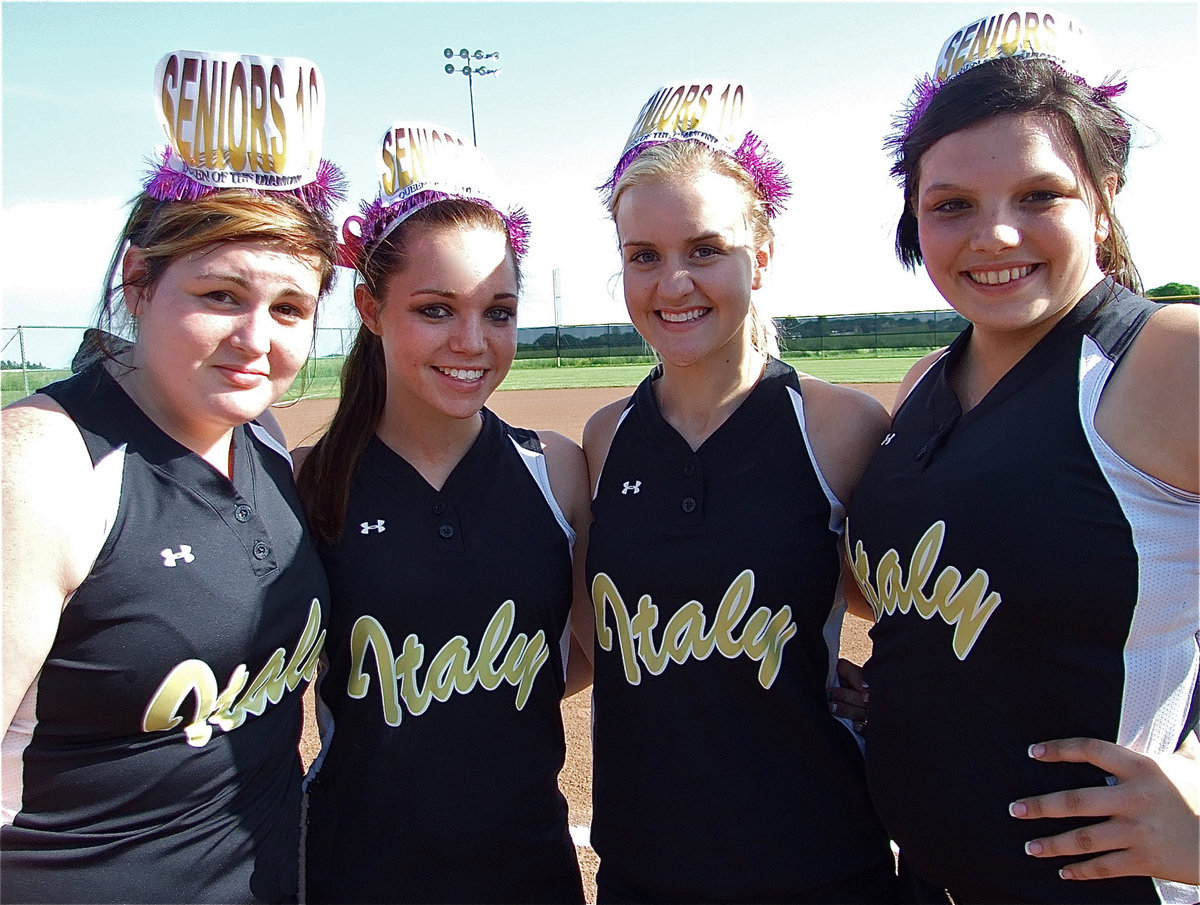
<box><xmin>1059</xmin><ymin>868</ymin><xmax>1074</xmax><ymax>880</ymax></box>
<box><xmin>862</xmin><ymin>691</ymin><xmax>871</xmax><ymax>704</ymax></box>
<box><xmin>1028</xmin><ymin>744</ymin><xmax>1046</xmax><ymax>758</ymax></box>
<box><xmin>830</xmin><ymin>703</ymin><xmax>839</xmax><ymax>715</ymax></box>
<box><xmin>1009</xmin><ymin>801</ymin><xmax>1028</xmax><ymax>817</ymax></box>
<box><xmin>826</xmin><ymin>690</ymin><xmax>834</xmax><ymax>702</ymax></box>
<box><xmin>1024</xmin><ymin>840</ymin><xmax>1043</xmax><ymax>856</ymax></box>
<box><xmin>861</xmin><ymin>681</ymin><xmax>870</xmax><ymax>689</ymax></box>
<box><xmin>855</xmin><ymin>721</ymin><xmax>866</xmax><ymax>733</ymax></box>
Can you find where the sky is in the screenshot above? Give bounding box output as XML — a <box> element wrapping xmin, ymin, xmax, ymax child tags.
<box><xmin>2</xmin><ymin>0</ymin><xmax>1197</xmax><ymax>363</ymax></box>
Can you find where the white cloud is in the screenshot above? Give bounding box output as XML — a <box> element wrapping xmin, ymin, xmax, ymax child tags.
<box><xmin>2</xmin><ymin>199</ymin><xmax>130</xmax><ymax>328</ymax></box>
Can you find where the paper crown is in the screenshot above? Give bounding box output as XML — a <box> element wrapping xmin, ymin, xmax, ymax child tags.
<box><xmin>341</xmin><ymin>122</ymin><xmax>530</xmax><ymax>267</ymax></box>
<box><xmin>144</xmin><ymin>50</ymin><xmax>345</xmax><ymax>213</ymax></box>
<box><xmin>889</xmin><ymin>9</ymin><xmax>1125</xmax><ymax>155</ymax></box>
<box><xmin>598</xmin><ymin>81</ymin><xmax>791</xmax><ymax>220</ymax></box>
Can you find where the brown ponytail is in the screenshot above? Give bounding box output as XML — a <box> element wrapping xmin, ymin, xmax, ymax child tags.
<box><xmin>296</xmin><ymin>198</ymin><xmax>516</xmax><ymax>543</ymax></box>
<box><xmin>295</xmin><ymin>324</ymin><xmax>388</xmax><ymax>543</ymax></box>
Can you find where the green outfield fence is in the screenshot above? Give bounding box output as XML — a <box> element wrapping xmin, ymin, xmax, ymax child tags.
<box><xmin>12</xmin><ymin>300</ymin><xmax>1200</xmax><ymax>403</ymax></box>
<box><xmin>2</xmin><ymin>309</ymin><xmax>967</xmax><ymax>395</ymax></box>
<box><xmin>517</xmin><ymin>310</ymin><xmax>973</xmax><ymax>361</ymax></box>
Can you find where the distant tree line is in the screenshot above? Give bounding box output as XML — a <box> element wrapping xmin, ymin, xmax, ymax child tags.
<box><xmin>515</xmin><ymin>311</ymin><xmax>975</xmax><ymax>359</ymax></box>
<box><xmin>1</xmin><ymin>359</ymin><xmax>48</xmax><ymax>370</ymax></box>
<box><xmin>1146</xmin><ymin>282</ymin><xmax>1199</xmax><ymax>300</ymax></box>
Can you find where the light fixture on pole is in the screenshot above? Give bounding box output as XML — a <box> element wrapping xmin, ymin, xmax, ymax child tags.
<box><xmin>442</xmin><ymin>47</ymin><xmax>499</xmax><ymax>146</ymax></box>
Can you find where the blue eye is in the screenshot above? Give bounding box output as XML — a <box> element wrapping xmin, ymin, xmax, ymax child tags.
<box><xmin>420</xmin><ymin>305</ymin><xmax>451</xmax><ymax>319</ymax></box>
<box><xmin>486</xmin><ymin>307</ymin><xmax>515</xmax><ymax>323</ymax></box>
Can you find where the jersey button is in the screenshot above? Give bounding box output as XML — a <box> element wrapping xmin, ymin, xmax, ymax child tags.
<box><xmin>681</xmin><ymin>496</ymin><xmax>697</xmax><ymax>513</ymax></box>
<box><xmin>682</xmin><ymin>461</ymin><xmax>696</xmax><ymax>478</ymax></box>
<box><xmin>234</xmin><ymin>504</ymin><xmax>253</xmax><ymax>523</ymax></box>
<box><xmin>432</xmin><ymin>501</ymin><xmax>446</xmax><ymax>515</ymax></box>
<box><xmin>438</xmin><ymin>524</ymin><xmax>455</xmax><ymax>539</ymax></box>
<box><xmin>252</xmin><ymin>540</ymin><xmax>270</xmax><ymax>559</ymax></box>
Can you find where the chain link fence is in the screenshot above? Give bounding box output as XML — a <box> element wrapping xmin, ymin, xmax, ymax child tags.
<box><xmin>3</xmin><ymin>312</ymin><xmax>963</xmax><ymax>402</ymax></box>
<box><xmin>3</xmin><ymin>310</ymin><xmax>964</xmax><ymax>370</ymax></box>
<box><xmin>8</xmin><ymin>296</ymin><xmax>1194</xmax><ymax>403</ymax></box>
<box><xmin>0</xmin><ymin>306</ymin><xmax>1038</xmax><ymax>404</ymax></box>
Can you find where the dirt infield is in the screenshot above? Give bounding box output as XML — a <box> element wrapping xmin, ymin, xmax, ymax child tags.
<box><xmin>274</xmin><ymin>383</ymin><xmax>894</xmax><ymax>904</ymax></box>
<box><xmin>274</xmin><ymin>383</ymin><xmax>899</xmax><ymax>449</ymax></box>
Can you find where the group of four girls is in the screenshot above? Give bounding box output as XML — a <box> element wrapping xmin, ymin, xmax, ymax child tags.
<box><xmin>3</xmin><ymin>10</ymin><xmax>1197</xmax><ymax>904</ymax></box>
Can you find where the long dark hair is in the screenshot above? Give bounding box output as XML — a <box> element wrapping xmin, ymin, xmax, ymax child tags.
<box><xmin>892</xmin><ymin>56</ymin><xmax>1139</xmax><ymax>292</ymax></box>
<box><xmin>296</xmin><ymin>199</ymin><xmax>517</xmax><ymax>543</ymax></box>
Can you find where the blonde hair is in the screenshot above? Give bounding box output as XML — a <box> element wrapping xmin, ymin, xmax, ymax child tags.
<box><xmin>606</xmin><ymin>141</ymin><xmax>779</xmax><ymax>357</ymax></box>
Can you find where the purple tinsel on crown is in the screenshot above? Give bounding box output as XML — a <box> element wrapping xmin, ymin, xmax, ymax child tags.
<box><xmin>341</xmin><ymin>188</ymin><xmax>531</xmax><ymax>270</ymax></box>
<box><xmin>732</xmin><ymin>132</ymin><xmax>792</xmax><ymax>220</ymax></box>
<box><xmin>885</xmin><ymin>58</ymin><xmax>1128</xmax><ymax>162</ymax></box>
<box><xmin>598</xmin><ymin>130</ymin><xmax>791</xmax><ymax>220</ymax></box>
<box><xmin>142</xmin><ymin>148</ymin><xmax>348</xmax><ymax>215</ymax></box>
<box><xmin>884</xmin><ymin>73</ymin><xmax>940</xmax><ymax>161</ymax></box>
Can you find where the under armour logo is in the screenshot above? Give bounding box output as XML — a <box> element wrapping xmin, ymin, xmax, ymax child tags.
<box><xmin>161</xmin><ymin>545</ymin><xmax>195</xmax><ymax>567</ymax></box>
<box><xmin>881</xmin><ymin>433</ymin><xmax>896</xmax><ymax>446</ymax></box>
<box><xmin>621</xmin><ymin>481</ymin><xmax>642</xmax><ymax>495</ymax></box>
<box><xmin>360</xmin><ymin>520</ymin><xmax>386</xmax><ymax>534</ymax></box>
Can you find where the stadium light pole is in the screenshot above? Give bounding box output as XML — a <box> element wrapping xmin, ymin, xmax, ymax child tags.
<box><xmin>442</xmin><ymin>48</ymin><xmax>500</xmax><ymax>146</ymax></box>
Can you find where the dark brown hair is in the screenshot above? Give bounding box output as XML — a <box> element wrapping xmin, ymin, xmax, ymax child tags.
<box><xmin>296</xmin><ymin>199</ymin><xmax>516</xmax><ymax>543</ymax></box>
<box><xmin>892</xmin><ymin>56</ymin><xmax>1139</xmax><ymax>292</ymax></box>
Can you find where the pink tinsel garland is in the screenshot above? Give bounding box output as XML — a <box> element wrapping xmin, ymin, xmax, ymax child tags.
<box><xmin>598</xmin><ymin>130</ymin><xmax>791</xmax><ymax>221</ymax></box>
<box><xmin>143</xmin><ymin>148</ymin><xmax>347</xmax><ymax>215</ymax></box>
<box><xmin>340</xmin><ymin>188</ymin><xmax>531</xmax><ymax>271</ymax></box>
<box><xmin>885</xmin><ymin>58</ymin><xmax>1129</xmax><ymax>162</ymax></box>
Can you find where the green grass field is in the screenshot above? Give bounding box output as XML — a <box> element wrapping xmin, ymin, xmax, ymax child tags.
<box><xmin>2</xmin><ymin>351</ymin><xmax>924</xmax><ymax>407</ymax></box>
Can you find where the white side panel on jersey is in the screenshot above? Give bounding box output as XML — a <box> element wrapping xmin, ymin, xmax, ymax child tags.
<box><xmin>1080</xmin><ymin>336</ymin><xmax>1200</xmax><ymax>905</ymax></box>
<box><xmin>786</xmin><ymin>386</ymin><xmax>845</xmax><ymax>534</ymax></box>
<box><xmin>248</xmin><ymin>420</ymin><xmax>293</xmax><ymax>466</ymax></box>
<box><xmin>557</xmin><ymin>623</ymin><xmax>572</xmax><ymax>684</ymax></box>
<box><xmin>511</xmin><ymin>437</ymin><xmax>577</xmax><ymax>683</ymax></box>
<box><xmin>511</xmin><ymin>438</ymin><xmax>576</xmax><ymax>546</ymax></box>
<box><xmin>786</xmin><ymin>386</ymin><xmax>864</xmax><ymax>752</ymax></box>
<box><xmin>2</xmin><ymin>683</ymin><xmax>38</xmax><ymax>826</ymax></box>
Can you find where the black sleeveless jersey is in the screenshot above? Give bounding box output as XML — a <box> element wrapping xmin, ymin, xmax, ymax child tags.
<box><xmin>303</xmin><ymin>409</ymin><xmax>583</xmax><ymax>904</ymax></box>
<box><xmin>586</xmin><ymin>358</ymin><xmax>894</xmax><ymax>902</ymax></box>
<box><xmin>2</xmin><ymin>362</ymin><xmax>329</xmax><ymax>903</ymax></box>
<box><xmin>847</xmin><ymin>280</ymin><xmax>1200</xmax><ymax>904</ymax></box>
